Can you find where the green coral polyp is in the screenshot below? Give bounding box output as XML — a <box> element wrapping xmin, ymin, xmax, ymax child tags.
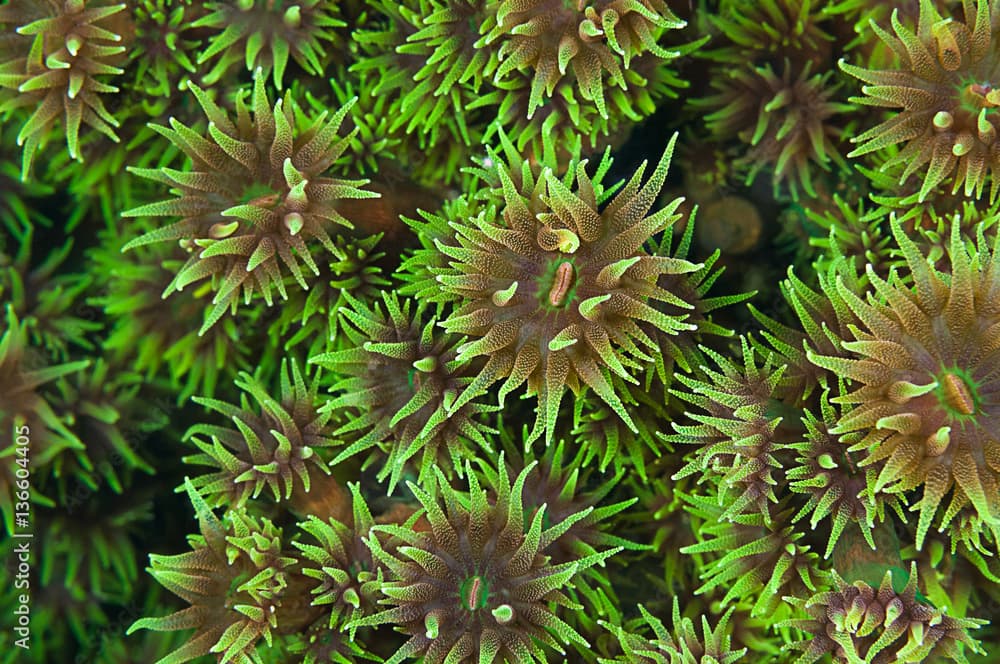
<box><xmin>0</xmin><ymin>0</ymin><xmax>129</xmax><ymax>176</ymax></box>
<box><xmin>785</xmin><ymin>391</ymin><xmax>908</xmax><ymax>559</ymax></box>
<box><xmin>841</xmin><ymin>0</ymin><xmax>1000</xmax><ymax>200</ymax></box>
<box><xmin>599</xmin><ymin>600</ymin><xmax>747</xmax><ymax>664</ymax></box>
<box><xmin>783</xmin><ymin>563</ymin><xmax>987</xmax><ymax>663</ymax></box>
<box><xmin>693</xmin><ymin>59</ymin><xmax>850</xmax><ymax>198</ymax></box>
<box><xmin>128</xmin><ymin>480</ymin><xmax>301</xmax><ymax>664</ymax></box>
<box><xmin>183</xmin><ymin>358</ymin><xmax>335</xmax><ymax>507</ymax></box>
<box><xmin>293</xmin><ymin>482</ymin><xmax>383</xmax><ymax>632</ymax></box>
<box><xmin>122</xmin><ymin>71</ymin><xmax>377</xmax><ymax>333</ymax></box>
<box><xmin>435</xmin><ymin>131</ymin><xmax>700</xmax><ymax>443</ymax></box>
<box><xmin>484</xmin><ymin>0</ymin><xmax>686</xmax><ymax>119</ymax></box>
<box><xmin>808</xmin><ymin>218</ymin><xmax>1000</xmax><ymax>550</ymax></box>
<box><xmin>311</xmin><ymin>291</ymin><xmax>497</xmax><ymax>493</ymax></box>
<box><xmin>192</xmin><ymin>0</ymin><xmax>344</xmax><ymax>89</ymax></box>
<box><xmin>347</xmin><ymin>461</ymin><xmax>620</xmax><ymax>664</ymax></box>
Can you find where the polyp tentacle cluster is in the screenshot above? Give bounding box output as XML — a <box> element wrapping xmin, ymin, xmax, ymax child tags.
<box><xmin>0</xmin><ymin>0</ymin><xmax>130</xmax><ymax>176</ymax></box>
<box><xmin>842</xmin><ymin>0</ymin><xmax>1000</xmax><ymax>200</ymax></box>
<box><xmin>435</xmin><ymin>131</ymin><xmax>702</xmax><ymax>443</ymax></box>
<box><xmin>808</xmin><ymin>217</ymin><xmax>1000</xmax><ymax>550</ymax></box>
<box><xmin>123</xmin><ymin>70</ymin><xmax>377</xmax><ymax>334</ymax></box>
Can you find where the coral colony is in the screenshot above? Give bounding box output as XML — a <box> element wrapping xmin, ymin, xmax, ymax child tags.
<box><xmin>12</xmin><ymin>0</ymin><xmax>1000</xmax><ymax>662</ymax></box>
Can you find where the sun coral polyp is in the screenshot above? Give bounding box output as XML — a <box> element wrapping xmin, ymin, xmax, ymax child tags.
<box><xmin>128</xmin><ymin>481</ymin><xmax>305</xmax><ymax>664</ymax></box>
<box><xmin>783</xmin><ymin>563</ymin><xmax>986</xmax><ymax>663</ymax></box>
<box><xmin>808</xmin><ymin>217</ymin><xmax>1000</xmax><ymax>551</ymax></box>
<box><xmin>192</xmin><ymin>0</ymin><xmax>344</xmax><ymax>89</ymax></box>
<box><xmin>435</xmin><ymin>132</ymin><xmax>700</xmax><ymax>443</ymax></box>
<box><xmin>183</xmin><ymin>358</ymin><xmax>336</xmax><ymax>508</ymax></box>
<box><xmin>348</xmin><ymin>461</ymin><xmax>619</xmax><ymax>664</ymax></box>
<box><xmin>482</xmin><ymin>0</ymin><xmax>686</xmax><ymax>119</ymax></box>
<box><xmin>122</xmin><ymin>71</ymin><xmax>378</xmax><ymax>334</ymax></box>
<box><xmin>693</xmin><ymin>60</ymin><xmax>851</xmax><ymax>198</ymax></box>
<box><xmin>0</xmin><ymin>0</ymin><xmax>130</xmax><ymax>177</ymax></box>
<box><xmin>842</xmin><ymin>0</ymin><xmax>1000</xmax><ymax>201</ymax></box>
<box><xmin>310</xmin><ymin>291</ymin><xmax>497</xmax><ymax>494</ymax></box>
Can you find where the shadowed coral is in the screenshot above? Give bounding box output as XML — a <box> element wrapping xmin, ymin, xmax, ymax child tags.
<box><xmin>35</xmin><ymin>93</ymin><xmax>184</xmax><ymax>229</ymax></box>
<box><xmin>470</xmin><ymin>69</ymin><xmax>601</xmax><ymax>166</ymax></box>
<box><xmin>471</xmin><ymin>46</ymin><xmax>692</xmax><ymax>166</ymax></box>
<box><xmin>0</xmin><ymin>308</ymin><xmax>88</xmax><ymax>534</ymax></box>
<box><xmin>80</xmin><ymin>587</ymin><xmax>192</xmax><ymax>664</ymax></box>
<box><xmin>31</xmin><ymin>488</ymin><xmax>153</xmax><ymax>650</ymax></box>
<box><xmin>692</xmin><ymin>60</ymin><xmax>851</xmax><ymax>198</ymax></box>
<box><xmin>899</xmin><ymin>535</ymin><xmax>978</xmax><ymax>619</ymax></box>
<box><xmin>281</xmin><ymin>621</ymin><xmax>377</xmax><ymax>664</ymax></box>
<box><xmin>0</xmin><ymin>125</ymin><xmax>53</xmax><ymax>237</ymax></box>
<box><xmin>129</xmin><ymin>0</ymin><xmax>199</xmax><ymax>105</ymax></box>
<box><xmin>47</xmin><ymin>358</ymin><xmax>158</xmax><ymax>495</ymax></box>
<box><xmin>434</xmin><ymin>131</ymin><xmax>700</xmax><ymax>444</ymax></box>
<box><xmin>808</xmin><ymin>217</ymin><xmax>1000</xmax><ymax>551</ymax></box>
<box><xmin>0</xmin><ymin>0</ymin><xmax>130</xmax><ymax>177</ymax></box>
<box><xmin>703</xmin><ymin>0</ymin><xmax>836</xmax><ymax>68</ymax></box>
<box><xmin>644</xmin><ymin>214</ymin><xmax>755</xmax><ymax>382</ymax></box>
<box><xmin>617</xmin><ymin>454</ymin><xmax>701</xmax><ymax>596</ymax></box>
<box><xmin>749</xmin><ymin>258</ymin><xmax>866</xmax><ymax>405</ymax></box>
<box><xmin>893</xmin><ymin>198</ymin><xmax>1000</xmax><ymax>272</ymax></box>
<box><xmin>346</xmin><ymin>0</ymin><xmax>492</xmax><ymax>187</ymax></box>
<box><xmin>397</xmin><ymin>190</ymin><xmax>494</xmax><ymax>308</ymax></box>
<box><xmin>89</xmin><ymin>228</ymin><xmax>256</xmax><ymax>402</ymax></box>
<box><xmin>122</xmin><ymin>71</ymin><xmax>378</xmax><ymax>334</ymax></box>
<box><xmin>841</xmin><ymin>0</ymin><xmax>1000</xmax><ymax>201</ymax></box>
<box><xmin>347</xmin><ymin>461</ymin><xmax>621</xmax><ymax>664</ymax></box>
<box><xmin>571</xmin><ymin>376</ymin><xmax>668</xmax><ymax>480</ymax></box>
<box><xmin>324</xmin><ymin>69</ymin><xmax>404</xmax><ymax>177</ymax></box>
<box><xmin>0</xmin><ymin>228</ymin><xmax>101</xmax><ymax>359</ymax></box>
<box><xmin>805</xmin><ymin>192</ymin><xmax>895</xmax><ymax>278</ymax></box>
